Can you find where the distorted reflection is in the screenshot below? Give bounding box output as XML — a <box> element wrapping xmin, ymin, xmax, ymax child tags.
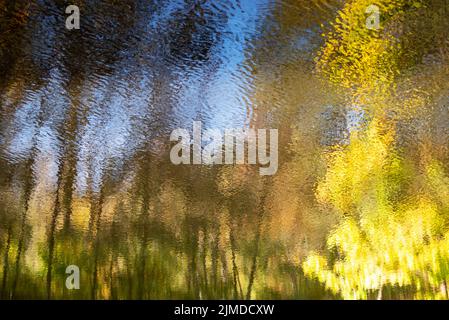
<box><xmin>0</xmin><ymin>0</ymin><xmax>448</xmax><ymax>299</ymax></box>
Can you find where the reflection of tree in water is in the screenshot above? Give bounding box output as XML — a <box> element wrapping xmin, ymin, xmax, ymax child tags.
<box><xmin>0</xmin><ymin>0</ymin><xmax>448</xmax><ymax>299</ymax></box>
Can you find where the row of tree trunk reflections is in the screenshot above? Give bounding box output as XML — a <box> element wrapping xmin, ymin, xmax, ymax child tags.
<box><xmin>1</xmin><ymin>0</ymin><xmax>449</xmax><ymax>299</ymax></box>
<box><xmin>0</xmin><ymin>148</ymin><xmax>332</xmax><ymax>299</ymax></box>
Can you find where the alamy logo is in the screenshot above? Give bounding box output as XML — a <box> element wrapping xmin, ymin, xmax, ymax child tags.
<box><xmin>365</xmin><ymin>5</ymin><xmax>380</xmax><ymax>30</ymax></box>
<box><xmin>170</xmin><ymin>121</ymin><xmax>278</xmax><ymax>175</ymax></box>
<box><xmin>65</xmin><ymin>265</ymin><xmax>80</xmax><ymax>290</ymax></box>
<box><xmin>65</xmin><ymin>5</ymin><xmax>80</xmax><ymax>30</ymax></box>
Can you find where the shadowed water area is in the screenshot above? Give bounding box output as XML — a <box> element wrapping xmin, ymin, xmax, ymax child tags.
<box><xmin>0</xmin><ymin>0</ymin><xmax>449</xmax><ymax>299</ymax></box>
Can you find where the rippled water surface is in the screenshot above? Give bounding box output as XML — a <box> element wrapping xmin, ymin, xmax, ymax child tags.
<box><xmin>0</xmin><ymin>0</ymin><xmax>449</xmax><ymax>299</ymax></box>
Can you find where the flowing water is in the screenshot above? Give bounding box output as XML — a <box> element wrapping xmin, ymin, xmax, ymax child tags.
<box><xmin>0</xmin><ymin>0</ymin><xmax>448</xmax><ymax>299</ymax></box>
